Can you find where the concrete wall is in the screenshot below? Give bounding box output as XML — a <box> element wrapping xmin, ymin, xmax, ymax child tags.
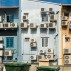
<box><xmin>0</xmin><ymin>8</ymin><xmax>19</xmax><ymax>62</ymax></box>
<box><xmin>20</xmin><ymin>0</ymin><xmax>62</xmax><ymax>65</ymax></box>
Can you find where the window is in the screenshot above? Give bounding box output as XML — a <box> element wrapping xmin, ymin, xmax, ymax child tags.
<box><xmin>41</xmin><ymin>37</ymin><xmax>48</xmax><ymax>47</ymax></box>
<box><xmin>64</xmin><ymin>12</ymin><xmax>69</xmax><ymax>17</ymax></box>
<box><xmin>41</xmin><ymin>12</ymin><xmax>48</xmax><ymax>22</ymax></box>
<box><xmin>7</xmin><ymin>15</ymin><xmax>14</xmax><ymax>22</ymax></box>
<box><xmin>6</xmin><ymin>37</ymin><xmax>14</xmax><ymax>48</ymax></box>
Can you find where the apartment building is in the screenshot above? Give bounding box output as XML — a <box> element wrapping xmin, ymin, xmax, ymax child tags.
<box><xmin>0</xmin><ymin>0</ymin><xmax>19</xmax><ymax>63</ymax></box>
<box><xmin>0</xmin><ymin>0</ymin><xmax>71</xmax><ymax>67</ymax></box>
<box><xmin>61</xmin><ymin>5</ymin><xmax>71</xmax><ymax>65</ymax></box>
<box><xmin>20</xmin><ymin>0</ymin><xmax>62</xmax><ymax>66</ymax></box>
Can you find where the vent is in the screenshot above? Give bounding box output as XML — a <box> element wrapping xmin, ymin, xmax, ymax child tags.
<box><xmin>4</xmin><ymin>23</ymin><xmax>11</xmax><ymax>28</ymax></box>
<box><xmin>41</xmin><ymin>8</ymin><xmax>44</xmax><ymax>11</ymax></box>
<box><xmin>65</xmin><ymin>56</ymin><xmax>69</xmax><ymax>59</ymax></box>
<box><xmin>30</xmin><ymin>23</ymin><xmax>33</xmax><ymax>27</ymax></box>
<box><xmin>40</xmin><ymin>50</ymin><xmax>45</xmax><ymax>54</ymax></box>
<box><xmin>46</xmin><ymin>54</ymin><xmax>53</xmax><ymax>60</ymax></box>
<box><xmin>41</xmin><ymin>8</ymin><xmax>48</xmax><ymax>12</ymax></box>
<box><xmin>21</xmin><ymin>23</ymin><xmax>28</xmax><ymax>28</ymax></box>
<box><xmin>50</xmin><ymin>15</ymin><xmax>54</xmax><ymax>19</ymax></box>
<box><xmin>31</xmin><ymin>39</ymin><xmax>36</xmax><ymax>42</ymax></box>
<box><xmin>11</xmin><ymin>23</ymin><xmax>17</xmax><ymax>28</ymax></box>
<box><xmin>64</xmin><ymin>55</ymin><xmax>71</xmax><ymax>64</ymax></box>
<box><xmin>64</xmin><ymin>48</ymin><xmax>71</xmax><ymax>54</ymax></box>
<box><xmin>49</xmin><ymin>23</ymin><xmax>53</xmax><ymax>27</ymax></box>
<box><xmin>49</xmin><ymin>8</ymin><xmax>54</xmax><ymax>14</ymax></box>
<box><xmin>21</xmin><ymin>23</ymin><xmax>24</xmax><ymax>27</ymax></box>
<box><xmin>49</xmin><ymin>23</ymin><xmax>56</xmax><ymax>29</ymax></box>
<box><xmin>69</xmin><ymin>21</ymin><xmax>71</xmax><ymax>29</ymax></box>
<box><xmin>0</xmin><ymin>57</ymin><xmax>2</xmax><ymax>63</ymax></box>
<box><xmin>12</xmin><ymin>23</ymin><xmax>15</xmax><ymax>27</ymax></box>
<box><xmin>30</xmin><ymin>55</ymin><xmax>36</xmax><ymax>60</ymax></box>
<box><xmin>40</xmin><ymin>24</ymin><xmax>47</xmax><ymax>28</ymax></box>
<box><xmin>38</xmin><ymin>55</ymin><xmax>44</xmax><ymax>61</ymax></box>
<box><xmin>38</xmin><ymin>56</ymin><xmax>42</xmax><ymax>59</ymax></box>
<box><xmin>62</xmin><ymin>21</ymin><xmax>68</xmax><ymax>26</ymax></box>
<box><xmin>41</xmin><ymin>24</ymin><xmax>44</xmax><ymax>27</ymax></box>
<box><xmin>30</xmin><ymin>42</ymin><xmax>37</xmax><ymax>47</ymax></box>
<box><xmin>4</xmin><ymin>50</ymin><xmax>12</xmax><ymax>56</ymax></box>
<box><xmin>23</xmin><ymin>16</ymin><xmax>28</xmax><ymax>21</ymax></box>
<box><xmin>30</xmin><ymin>23</ymin><xmax>37</xmax><ymax>28</ymax></box>
<box><xmin>50</xmin><ymin>15</ymin><xmax>57</xmax><ymax>22</ymax></box>
<box><xmin>49</xmin><ymin>8</ymin><xmax>53</xmax><ymax>11</ymax></box>
<box><xmin>38</xmin><ymin>55</ymin><xmax>49</xmax><ymax>61</ymax></box>
<box><xmin>47</xmin><ymin>55</ymin><xmax>51</xmax><ymax>58</ymax></box>
<box><xmin>23</xmin><ymin>16</ymin><xmax>27</xmax><ymax>20</ymax></box>
<box><xmin>5</xmin><ymin>24</ymin><xmax>8</xmax><ymax>27</ymax></box>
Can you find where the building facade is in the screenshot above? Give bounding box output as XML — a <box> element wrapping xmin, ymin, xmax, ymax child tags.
<box><xmin>0</xmin><ymin>0</ymin><xmax>71</xmax><ymax>66</ymax></box>
<box><xmin>20</xmin><ymin>0</ymin><xmax>62</xmax><ymax>66</ymax></box>
<box><xmin>61</xmin><ymin>5</ymin><xmax>71</xmax><ymax>65</ymax></box>
<box><xmin>0</xmin><ymin>0</ymin><xmax>19</xmax><ymax>63</ymax></box>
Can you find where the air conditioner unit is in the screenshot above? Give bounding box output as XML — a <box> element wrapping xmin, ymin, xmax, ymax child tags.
<box><xmin>30</xmin><ymin>23</ymin><xmax>37</xmax><ymax>29</ymax></box>
<box><xmin>0</xmin><ymin>16</ymin><xmax>2</xmax><ymax>22</ymax></box>
<box><xmin>38</xmin><ymin>55</ymin><xmax>44</xmax><ymax>61</ymax></box>
<box><xmin>64</xmin><ymin>48</ymin><xmax>71</xmax><ymax>54</ymax></box>
<box><xmin>69</xmin><ymin>21</ymin><xmax>71</xmax><ymax>29</ymax></box>
<box><xmin>0</xmin><ymin>50</ymin><xmax>3</xmax><ymax>56</ymax></box>
<box><xmin>0</xmin><ymin>57</ymin><xmax>2</xmax><ymax>63</ymax></box>
<box><xmin>21</xmin><ymin>22</ymin><xmax>28</xmax><ymax>28</ymax></box>
<box><xmin>0</xmin><ymin>37</ymin><xmax>3</xmax><ymax>41</ymax></box>
<box><xmin>0</xmin><ymin>44</ymin><xmax>3</xmax><ymax>49</ymax></box>
<box><xmin>47</xmin><ymin>48</ymin><xmax>53</xmax><ymax>54</ymax></box>
<box><xmin>38</xmin><ymin>55</ymin><xmax>49</xmax><ymax>61</ymax></box>
<box><xmin>62</xmin><ymin>16</ymin><xmax>68</xmax><ymax>21</ymax></box>
<box><xmin>31</xmin><ymin>39</ymin><xmax>36</xmax><ymax>42</ymax></box>
<box><xmin>41</xmin><ymin>8</ymin><xmax>48</xmax><ymax>12</ymax></box>
<box><xmin>40</xmin><ymin>50</ymin><xmax>45</xmax><ymax>54</ymax></box>
<box><xmin>46</xmin><ymin>54</ymin><xmax>53</xmax><ymax>60</ymax></box>
<box><xmin>4</xmin><ymin>23</ymin><xmax>11</xmax><ymax>28</ymax></box>
<box><xmin>64</xmin><ymin>55</ymin><xmax>71</xmax><ymax>65</ymax></box>
<box><xmin>11</xmin><ymin>23</ymin><xmax>17</xmax><ymax>28</ymax></box>
<box><xmin>23</xmin><ymin>16</ymin><xmax>28</xmax><ymax>21</ymax></box>
<box><xmin>4</xmin><ymin>50</ymin><xmax>12</xmax><ymax>56</ymax></box>
<box><xmin>0</xmin><ymin>23</ymin><xmax>3</xmax><ymax>29</ymax></box>
<box><xmin>62</xmin><ymin>21</ymin><xmax>68</xmax><ymax>26</ymax></box>
<box><xmin>30</xmin><ymin>42</ymin><xmax>37</xmax><ymax>47</ymax></box>
<box><xmin>49</xmin><ymin>8</ymin><xmax>54</xmax><ymax>14</ymax></box>
<box><xmin>49</xmin><ymin>23</ymin><xmax>56</xmax><ymax>29</ymax></box>
<box><xmin>30</xmin><ymin>55</ymin><xmax>36</xmax><ymax>60</ymax></box>
<box><xmin>50</xmin><ymin>15</ymin><xmax>57</xmax><ymax>22</ymax></box>
<box><xmin>40</xmin><ymin>24</ymin><xmax>47</xmax><ymax>28</ymax></box>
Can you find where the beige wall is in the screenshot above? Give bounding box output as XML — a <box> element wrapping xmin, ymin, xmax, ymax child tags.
<box><xmin>61</xmin><ymin>6</ymin><xmax>71</xmax><ymax>65</ymax></box>
<box><xmin>39</xmin><ymin>61</ymin><xmax>49</xmax><ymax>66</ymax></box>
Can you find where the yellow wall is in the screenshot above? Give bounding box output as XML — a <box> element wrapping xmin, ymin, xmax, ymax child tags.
<box><xmin>39</xmin><ymin>61</ymin><xmax>49</xmax><ymax>66</ymax></box>
<box><xmin>61</xmin><ymin>7</ymin><xmax>71</xmax><ymax>65</ymax></box>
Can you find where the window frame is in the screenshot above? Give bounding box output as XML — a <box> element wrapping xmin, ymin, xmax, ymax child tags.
<box><xmin>6</xmin><ymin>37</ymin><xmax>14</xmax><ymax>48</ymax></box>
<box><xmin>41</xmin><ymin>37</ymin><xmax>48</xmax><ymax>47</ymax></box>
<box><xmin>41</xmin><ymin>12</ymin><xmax>48</xmax><ymax>22</ymax></box>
